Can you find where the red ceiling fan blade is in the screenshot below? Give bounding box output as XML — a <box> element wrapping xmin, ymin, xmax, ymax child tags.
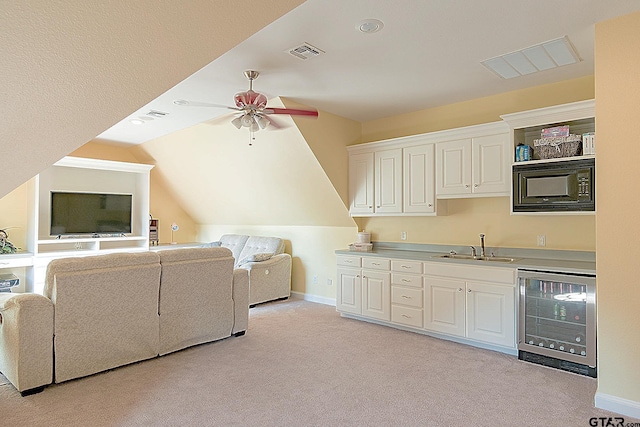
<box><xmin>263</xmin><ymin>107</ymin><xmax>318</xmax><ymax>117</ymax></box>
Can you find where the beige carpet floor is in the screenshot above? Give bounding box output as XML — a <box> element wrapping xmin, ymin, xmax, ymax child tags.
<box><xmin>1</xmin><ymin>298</ymin><xmax>636</xmax><ymax>426</ymax></box>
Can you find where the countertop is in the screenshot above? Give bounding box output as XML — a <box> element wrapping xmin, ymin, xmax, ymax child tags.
<box><xmin>335</xmin><ymin>242</ymin><xmax>596</xmax><ymax>275</ymax></box>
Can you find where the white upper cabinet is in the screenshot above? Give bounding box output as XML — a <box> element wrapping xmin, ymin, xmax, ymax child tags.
<box><xmin>374</xmin><ymin>149</ymin><xmax>403</xmax><ymax>214</ymax></box>
<box><xmin>436</xmin><ymin>130</ymin><xmax>510</xmax><ymax>198</ymax></box>
<box><xmin>349</xmin><ymin>152</ymin><xmax>375</xmax><ymax>215</ymax></box>
<box><xmin>435</xmin><ymin>138</ymin><xmax>472</xmax><ymax>196</ymax></box>
<box><xmin>404</xmin><ymin>144</ymin><xmax>436</xmax><ymax>213</ymax></box>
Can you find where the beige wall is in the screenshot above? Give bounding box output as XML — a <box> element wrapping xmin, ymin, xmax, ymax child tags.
<box><xmin>71</xmin><ymin>143</ymin><xmax>198</xmax><ymax>244</ymax></box>
<box><xmin>0</xmin><ymin>1</ymin><xmax>304</xmax><ymax>199</ymax></box>
<box><xmin>356</xmin><ymin>77</ymin><xmax>596</xmax><ymax>251</ymax></box>
<box><xmin>595</xmin><ymin>11</ymin><xmax>640</xmax><ymax>406</ymax></box>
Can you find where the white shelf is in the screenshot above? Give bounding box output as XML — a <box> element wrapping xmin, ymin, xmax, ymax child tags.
<box><xmin>512</xmin><ymin>154</ymin><xmax>595</xmax><ymax>166</ymax></box>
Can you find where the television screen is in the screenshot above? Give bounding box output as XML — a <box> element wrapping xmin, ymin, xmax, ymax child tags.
<box><xmin>50</xmin><ymin>192</ymin><xmax>133</xmax><ymax>235</ymax></box>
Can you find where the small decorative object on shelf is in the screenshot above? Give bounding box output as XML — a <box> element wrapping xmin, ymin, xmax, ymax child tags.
<box><xmin>0</xmin><ymin>273</ymin><xmax>19</xmax><ymax>292</ymax></box>
<box><xmin>170</xmin><ymin>223</ymin><xmax>179</xmax><ymax>245</ymax></box>
<box><xmin>149</xmin><ymin>214</ymin><xmax>159</xmax><ymax>246</ymax></box>
<box><xmin>533</xmin><ymin>125</ymin><xmax>583</xmax><ymax>159</ymax></box>
<box><xmin>515</xmin><ymin>143</ymin><xmax>533</xmax><ymax>162</ymax></box>
<box><xmin>0</xmin><ymin>228</ymin><xmax>18</xmax><ymax>254</ymax></box>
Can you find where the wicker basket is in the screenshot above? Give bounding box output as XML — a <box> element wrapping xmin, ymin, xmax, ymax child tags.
<box><xmin>533</xmin><ymin>135</ymin><xmax>582</xmax><ymax>159</ymax></box>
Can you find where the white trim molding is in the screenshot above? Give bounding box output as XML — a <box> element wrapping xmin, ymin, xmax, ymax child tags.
<box><xmin>291</xmin><ymin>291</ymin><xmax>336</xmax><ymax>307</ymax></box>
<box><xmin>595</xmin><ymin>392</ymin><xmax>640</xmax><ymax>420</ymax></box>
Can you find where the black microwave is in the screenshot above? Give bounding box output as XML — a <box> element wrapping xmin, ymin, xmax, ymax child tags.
<box><xmin>513</xmin><ymin>158</ymin><xmax>595</xmax><ymax>212</ymax></box>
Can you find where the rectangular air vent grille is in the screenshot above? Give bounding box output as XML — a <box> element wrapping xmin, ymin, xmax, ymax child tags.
<box><xmin>286</xmin><ymin>42</ymin><xmax>325</xmax><ymax>60</ymax></box>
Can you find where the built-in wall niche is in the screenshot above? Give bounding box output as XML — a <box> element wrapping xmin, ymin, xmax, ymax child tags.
<box><xmin>19</xmin><ymin>157</ymin><xmax>154</xmax><ymax>293</ymax></box>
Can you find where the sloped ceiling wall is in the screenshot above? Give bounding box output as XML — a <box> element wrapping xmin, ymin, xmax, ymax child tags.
<box><xmin>133</xmin><ymin>97</ymin><xmax>358</xmax><ymax>228</ymax></box>
<box><xmin>0</xmin><ymin>0</ymin><xmax>304</xmax><ymax>198</ymax></box>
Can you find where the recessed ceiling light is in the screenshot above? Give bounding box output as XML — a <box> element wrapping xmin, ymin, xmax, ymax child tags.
<box><xmin>357</xmin><ymin>19</ymin><xmax>384</xmax><ymax>34</ymax></box>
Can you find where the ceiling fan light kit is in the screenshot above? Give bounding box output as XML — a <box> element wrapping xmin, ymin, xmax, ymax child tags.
<box><xmin>175</xmin><ymin>70</ymin><xmax>318</xmax><ymax>144</ymax></box>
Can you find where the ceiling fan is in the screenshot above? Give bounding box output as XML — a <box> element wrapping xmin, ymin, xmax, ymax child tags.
<box><xmin>173</xmin><ymin>70</ymin><xmax>318</xmax><ymax>134</ymax></box>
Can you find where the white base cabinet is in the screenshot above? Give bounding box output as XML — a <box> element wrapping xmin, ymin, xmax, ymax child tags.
<box><xmin>337</xmin><ymin>254</ymin><xmax>517</xmax><ymax>354</ymax></box>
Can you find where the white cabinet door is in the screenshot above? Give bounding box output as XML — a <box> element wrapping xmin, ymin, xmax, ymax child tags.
<box><xmin>403</xmin><ymin>144</ymin><xmax>436</xmax><ymax>213</ymax></box>
<box><xmin>436</xmin><ymin>139</ymin><xmax>472</xmax><ymax>196</ymax></box>
<box><xmin>472</xmin><ymin>133</ymin><xmax>510</xmax><ymax>195</ymax></box>
<box><xmin>374</xmin><ymin>149</ymin><xmax>402</xmax><ymax>213</ymax></box>
<box><xmin>362</xmin><ymin>270</ymin><xmax>390</xmax><ymax>321</ymax></box>
<box><xmin>349</xmin><ymin>152</ymin><xmax>374</xmax><ymax>215</ymax></box>
<box><xmin>337</xmin><ymin>267</ymin><xmax>362</xmax><ymax>315</ymax></box>
<box><xmin>466</xmin><ymin>281</ymin><xmax>515</xmax><ymax>347</ymax></box>
<box><xmin>424</xmin><ymin>276</ymin><xmax>465</xmax><ymax>337</ymax></box>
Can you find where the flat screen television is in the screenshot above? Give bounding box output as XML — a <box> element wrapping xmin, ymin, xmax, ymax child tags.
<box><xmin>50</xmin><ymin>192</ymin><xmax>133</xmax><ymax>236</ymax></box>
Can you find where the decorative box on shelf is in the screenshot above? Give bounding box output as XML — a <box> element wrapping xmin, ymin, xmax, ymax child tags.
<box><xmin>533</xmin><ymin>134</ymin><xmax>582</xmax><ymax>159</ymax></box>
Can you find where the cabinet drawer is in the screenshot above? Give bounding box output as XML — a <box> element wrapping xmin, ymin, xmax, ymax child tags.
<box><xmin>391</xmin><ymin>273</ymin><xmax>423</xmax><ymax>288</ymax></box>
<box><xmin>362</xmin><ymin>257</ymin><xmax>390</xmax><ymax>271</ymax></box>
<box><xmin>391</xmin><ymin>305</ymin><xmax>423</xmax><ymax>328</ymax></box>
<box><xmin>391</xmin><ymin>286</ymin><xmax>423</xmax><ymax>308</ymax></box>
<box><xmin>391</xmin><ymin>259</ymin><xmax>423</xmax><ymax>274</ymax></box>
<box><xmin>337</xmin><ymin>255</ymin><xmax>361</xmax><ymax>268</ymax></box>
<box><xmin>425</xmin><ymin>261</ymin><xmax>515</xmax><ymax>285</ymax></box>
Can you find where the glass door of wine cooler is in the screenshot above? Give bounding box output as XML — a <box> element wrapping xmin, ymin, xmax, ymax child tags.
<box><xmin>518</xmin><ymin>270</ymin><xmax>596</xmax><ymax>368</ymax></box>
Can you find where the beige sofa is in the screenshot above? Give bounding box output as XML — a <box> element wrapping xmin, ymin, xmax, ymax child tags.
<box><xmin>212</xmin><ymin>235</ymin><xmax>291</xmax><ymax>306</ymax></box>
<box><xmin>0</xmin><ymin>247</ymin><xmax>248</xmax><ymax>395</ymax></box>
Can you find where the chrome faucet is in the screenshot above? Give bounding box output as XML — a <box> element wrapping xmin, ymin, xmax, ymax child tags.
<box><xmin>479</xmin><ymin>233</ymin><xmax>486</xmax><ymax>258</ymax></box>
<box><xmin>470</xmin><ymin>246</ymin><xmax>477</xmax><ymax>257</ymax></box>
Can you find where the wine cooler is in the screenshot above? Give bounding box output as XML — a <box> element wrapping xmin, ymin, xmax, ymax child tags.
<box><xmin>518</xmin><ymin>269</ymin><xmax>596</xmax><ymax>377</ymax></box>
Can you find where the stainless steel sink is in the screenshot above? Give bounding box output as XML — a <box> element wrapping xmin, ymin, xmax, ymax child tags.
<box><xmin>432</xmin><ymin>254</ymin><xmax>520</xmax><ymax>263</ymax></box>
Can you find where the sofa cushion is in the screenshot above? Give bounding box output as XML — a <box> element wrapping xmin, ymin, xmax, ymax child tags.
<box><xmin>237</xmin><ymin>236</ymin><xmax>284</xmax><ymax>263</ymax></box>
<box><xmin>157</xmin><ymin>247</ymin><xmax>235</xmax><ymax>355</ymax></box>
<box><xmin>238</xmin><ymin>252</ymin><xmax>273</xmax><ymax>265</ymax></box>
<box><xmin>218</xmin><ymin>234</ymin><xmax>250</xmax><ymax>266</ymax></box>
<box><xmin>44</xmin><ymin>252</ymin><xmax>162</xmax><ymax>383</ymax></box>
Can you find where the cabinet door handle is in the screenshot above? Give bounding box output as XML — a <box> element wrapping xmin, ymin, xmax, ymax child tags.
<box><xmin>458</xmin><ymin>288</ymin><xmax>463</xmax><ymax>292</ymax></box>
<box><xmin>465</xmin><ymin>184</ymin><xmax>470</xmax><ymax>188</ymax></box>
<box><xmin>428</xmin><ymin>203</ymin><xmax>433</xmax><ymax>207</ymax></box>
<box><xmin>474</xmin><ymin>183</ymin><xmax>479</xmax><ymax>188</ymax></box>
<box><xmin>467</xmin><ymin>288</ymin><xmax>472</xmax><ymax>293</ymax></box>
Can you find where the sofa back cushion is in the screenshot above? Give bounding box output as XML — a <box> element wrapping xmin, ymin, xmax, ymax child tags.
<box><xmin>237</xmin><ymin>236</ymin><xmax>285</xmax><ymax>264</ymax></box>
<box><xmin>218</xmin><ymin>234</ymin><xmax>250</xmax><ymax>266</ymax></box>
<box><xmin>157</xmin><ymin>247</ymin><xmax>235</xmax><ymax>355</ymax></box>
<box><xmin>44</xmin><ymin>252</ymin><xmax>161</xmax><ymax>383</ymax></box>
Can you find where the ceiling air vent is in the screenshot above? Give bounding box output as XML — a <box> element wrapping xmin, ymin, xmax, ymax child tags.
<box><xmin>286</xmin><ymin>42</ymin><xmax>325</xmax><ymax>60</ymax></box>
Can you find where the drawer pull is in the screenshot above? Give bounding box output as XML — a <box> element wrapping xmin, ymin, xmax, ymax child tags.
<box><xmin>402</xmin><ymin>279</ymin><xmax>411</xmax><ymax>282</ymax></box>
<box><xmin>401</xmin><ymin>265</ymin><xmax>411</xmax><ymax>269</ymax></box>
<box><xmin>402</xmin><ymin>314</ymin><xmax>411</xmax><ymax>319</ymax></box>
<box><xmin>372</xmin><ymin>262</ymin><xmax>380</xmax><ymax>266</ymax></box>
<box><xmin>401</xmin><ymin>295</ymin><xmax>412</xmax><ymax>299</ymax></box>
<box><xmin>345</xmin><ymin>260</ymin><xmax>353</xmax><ymax>263</ymax></box>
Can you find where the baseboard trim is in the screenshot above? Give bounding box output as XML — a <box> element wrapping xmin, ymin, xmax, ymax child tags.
<box><xmin>595</xmin><ymin>391</ymin><xmax>640</xmax><ymax>419</ymax></box>
<box><xmin>290</xmin><ymin>291</ymin><xmax>336</xmax><ymax>306</ymax></box>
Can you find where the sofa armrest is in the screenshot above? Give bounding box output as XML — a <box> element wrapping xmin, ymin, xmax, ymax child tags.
<box><xmin>231</xmin><ymin>268</ymin><xmax>249</xmax><ymax>335</ymax></box>
<box><xmin>0</xmin><ymin>293</ymin><xmax>54</xmax><ymax>393</ymax></box>
<box><xmin>238</xmin><ymin>253</ymin><xmax>292</xmax><ymax>306</ymax></box>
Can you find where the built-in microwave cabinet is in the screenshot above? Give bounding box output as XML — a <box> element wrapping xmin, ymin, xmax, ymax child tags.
<box><xmin>500</xmin><ymin>99</ymin><xmax>596</xmax><ymax>215</ymax></box>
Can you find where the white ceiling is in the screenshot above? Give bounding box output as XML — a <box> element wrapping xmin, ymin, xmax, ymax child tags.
<box><xmin>97</xmin><ymin>0</ymin><xmax>640</xmax><ymax>145</ymax></box>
